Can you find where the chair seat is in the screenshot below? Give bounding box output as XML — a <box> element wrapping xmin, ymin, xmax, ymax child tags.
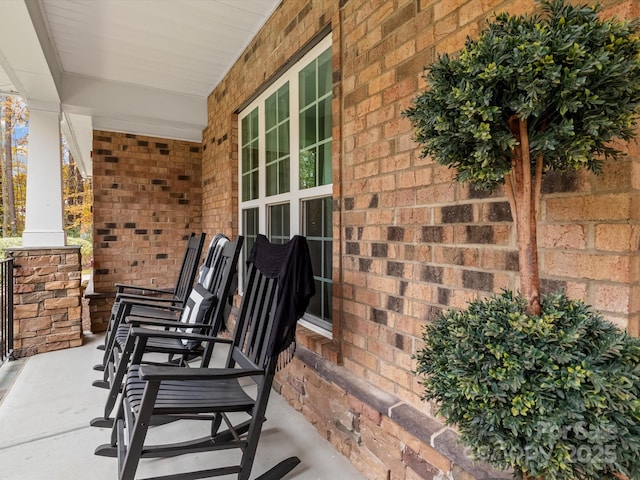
<box><xmin>125</xmin><ymin>365</ymin><xmax>256</xmax><ymax>415</ymax></box>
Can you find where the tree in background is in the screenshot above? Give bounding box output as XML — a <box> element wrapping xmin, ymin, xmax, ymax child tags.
<box><xmin>1</xmin><ymin>96</ymin><xmax>92</xmax><ymax>239</ymax></box>
<box><xmin>1</xmin><ymin>96</ymin><xmax>27</xmax><ymax>236</ymax></box>
<box><xmin>62</xmin><ymin>145</ymin><xmax>92</xmax><ymax>238</ymax></box>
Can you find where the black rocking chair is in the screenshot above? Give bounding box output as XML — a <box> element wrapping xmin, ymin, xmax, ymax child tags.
<box><xmin>95</xmin><ymin>234</ymin><xmax>315</xmax><ymax>480</ymax></box>
<box><xmin>90</xmin><ymin>236</ymin><xmax>243</xmax><ymax>428</ymax></box>
<box><xmin>94</xmin><ymin>232</ymin><xmax>207</xmax><ymax>370</ymax></box>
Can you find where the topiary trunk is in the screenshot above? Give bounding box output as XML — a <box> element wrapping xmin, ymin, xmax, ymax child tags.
<box><xmin>505</xmin><ymin>116</ymin><xmax>541</xmax><ymax>316</ymax></box>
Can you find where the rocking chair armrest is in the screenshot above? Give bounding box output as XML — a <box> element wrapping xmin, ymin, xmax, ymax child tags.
<box><xmin>139</xmin><ymin>365</ymin><xmax>263</xmax><ymax>381</ymax></box>
<box><xmin>115</xmin><ymin>283</ymin><xmax>174</xmax><ymax>296</ymax></box>
<box><xmin>117</xmin><ymin>299</ymin><xmax>184</xmax><ymax>316</ymax></box>
<box><xmin>125</xmin><ymin>315</ymin><xmax>191</xmax><ymax>329</ymax></box>
<box><xmin>130</xmin><ymin>326</ymin><xmax>233</xmax><ymax>344</ymax></box>
<box><xmin>116</xmin><ymin>293</ymin><xmax>182</xmax><ymax>306</ymax></box>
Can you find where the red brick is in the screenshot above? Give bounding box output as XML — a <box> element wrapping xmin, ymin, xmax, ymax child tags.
<box><xmin>594</xmin><ymin>224</ymin><xmax>640</xmax><ymax>252</ymax></box>
<box><xmin>539</xmin><ymin>224</ymin><xmax>587</xmax><ymax>250</ymax></box>
<box><xmin>595</xmin><ymin>284</ymin><xmax>630</xmax><ymax>314</ymax></box>
<box><xmin>543</xmin><ymin>252</ymin><xmax>631</xmax><ymax>282</ymax></box>
<box><xmin>546</xmin><ymin>194</ymin><xmax>631</xmax><ymax>221</ymax></box>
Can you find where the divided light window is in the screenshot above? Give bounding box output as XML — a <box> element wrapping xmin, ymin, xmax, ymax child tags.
<box><xmin>239</xmin><ymin>35</ymin><xmax>333</xmax><ymax>333</ymax></box>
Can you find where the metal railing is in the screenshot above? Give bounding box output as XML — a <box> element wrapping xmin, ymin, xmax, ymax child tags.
<box><xmin>1</xmin><ymin>257</ymin><xmax>14</xmax><ymax>365</ymax></box>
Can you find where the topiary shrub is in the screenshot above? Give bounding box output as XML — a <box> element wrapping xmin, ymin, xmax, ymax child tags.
<box><xmin>416</xmin><ymin>291</ymin><xmax>640</xmax><ymax>479</ymax></box>
<box><xmin>404</xmin><ymin>0</ymin><xmax>640</xmax><ymax>316</ymax></box>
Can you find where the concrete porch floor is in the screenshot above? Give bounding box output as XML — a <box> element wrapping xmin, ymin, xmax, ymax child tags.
<box><xmin>0</xmin><ymin>334</ymin><xmax>366</xmax><ymax>480</ymax></box>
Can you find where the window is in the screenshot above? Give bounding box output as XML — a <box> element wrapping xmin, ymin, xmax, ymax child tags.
<box><xmin>239</xmin><ymin>36</ymin><xmax>333</xmax><ymax>333</ymax></box>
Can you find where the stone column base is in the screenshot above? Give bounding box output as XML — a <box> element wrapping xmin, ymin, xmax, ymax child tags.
<box><xmin>8</xmin><ymin>246</ymin><xmax>83</xmax><ymax>357</ymax></box>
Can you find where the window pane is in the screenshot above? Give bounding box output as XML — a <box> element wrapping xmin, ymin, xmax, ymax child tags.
<box><xmin>299</xmin><ymin>149</ymin><xmax>316</xmax><ymax>189</ymax></box>
<box><xmin>307</xmin><ymin>279</ymin><xmax>322</xmax><ymax>318</ymax></box>
<box><xmin>265</xmin><ymin>94</ymin><xmax>276</xmax><ymax>128</ymax></box>
<box><xmin>266</xmin><ymin>129</ymin><xmax>277</xmax><ymax>164</ymax></box>
<box><xmin>241</xmin><ymin>146</ymin><xmax>251</xmax><ymax>172</ymax></box>
<box><xmin>245</xmin><ymin>164</ymin><xmax>258</xmax><ymax>200</ymax></box>
<box><xmin>251</xmin><ymin>110</ymin><xmax>258</xmax><ymax>137</ymax></box>
<box><xmin>241</xmin><ymin>175</ymin><xmax>250</xmax><ymax>202</ymax></box>
<box><xmin>308</xmin><ymin>238</ymin><xmax>322</xmax><ymax>278</ymax></box>
<box><xmin>279</xmin><ymin>157</ymin><xmax>290</xmax><ymax>193</ymax></box>
<box><xmin>242</xmin><ymin>208</ymin><xmax>259</xmax><ymax>274</ymax></box>
<box><xmin>323</xmin><ymin>282</ymin><xmax>332</xmax><ymax>321</ymax></box>
<box><xmin>300</xmin><ymin>107</ymin><xmax>317</xmax><ymax>149</ymax></box>
<box><xmin>278</xmin><ymin>83</ymin><xmax>290</xmax><ymax>122</ymax></box>
<box><xmin>318</xmin><ymin>48</ymin><xmax>332</xmax><ymax>97</ymax></box>
<box><xmin>319</xmin><ymin>96</ymin><xmax>332</xmax><ymax>141</ymax></box>
<box><xmin>306</xmin><ymin>198</ymin><xmax>323</xmax><ymax>236</ymax></box>
<box><xmin>299</xmin><ymin>65</ymin><xmax>316</xmax><ymax>108</ymax></box>
<box><xmin>241</xmin><ymin>118</ymin><xmax>249</xmax><ymax>145</ymax></box>
<box><xmin>278</xmin><ymin>122</ymin><xmax>290</xmax><ymax>157</ymax></box>
<box><xmin>319</xmin><ymin>141</ymin><xmax>332</xmax><ymax>186</ymax></box>
<box><xmin>266</xmin><ymin>163</ymin><xmax>277</xmax><ymax>197</ymax></box>
<box><xmin>269</xmin><ymin>203</ymin><xmax>290</xmax><ymax>244</ymax></box>
<box><xmin>250</xmin><ymin>141</ymin><xmax>259</xmax><ymax>170</ymax></box>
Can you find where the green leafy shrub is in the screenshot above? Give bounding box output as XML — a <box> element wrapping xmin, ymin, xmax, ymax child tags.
<box><xmin>67</xmin><ymin>237</ymin><xmax>93</xmax><ymax>265</ymax></box>
<box><xmin>0</xmin><ymin>237</ymin><xmax>23</xmax><ymax>259</ymax></box>
<box><xmin>416</xmin><ymin>291</ymin><xmax>640</xmax><ymax>479</ymax></box>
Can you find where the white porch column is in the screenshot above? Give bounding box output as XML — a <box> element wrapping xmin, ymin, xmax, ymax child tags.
<box><xmin>22</xmin><ymin>101</ymin><xmax>66</xmax><ymax>247</ymax></box>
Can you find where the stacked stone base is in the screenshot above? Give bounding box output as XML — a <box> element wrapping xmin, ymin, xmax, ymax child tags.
<box><xmin>276</xmin><ymin>345</ymin><xmax>510</xmax><ymax>480</ymax></box>
<box><xmin>9</xmin><ymin>246</ymin><xmax>83</xmax><ymax>357</ymax></box>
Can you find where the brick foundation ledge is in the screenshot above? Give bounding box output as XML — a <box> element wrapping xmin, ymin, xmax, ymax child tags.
<box><xmin>276</xmin><ymin>345</ymin><xmax>511</xmax><ymax>480</ymax></box>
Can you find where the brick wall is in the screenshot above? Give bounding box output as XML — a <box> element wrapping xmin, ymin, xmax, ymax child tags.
<box><xmin>203</xmin><ymin>0</ymin><xmax>640</xmax><ymax>478</ymax></box>
<box><xmin>89</xmin><ymin>131</ymin><xmax>203</xmax><ymax>331</ymax></box>
<box><xmin>9</xmin><ymin>246</ymin><xmax>83</xmax><ymax>357</ymax></box>
<box><xmin>338</xmin><ymin>0</ymin><xmax>640</xmax><ymax>410</ymax></box>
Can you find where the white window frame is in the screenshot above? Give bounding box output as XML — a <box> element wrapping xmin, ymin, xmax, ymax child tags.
<box><xmin>238</xmin><ymin>35</ymin><xmax>333</xmax><ymax>336</ymax></box>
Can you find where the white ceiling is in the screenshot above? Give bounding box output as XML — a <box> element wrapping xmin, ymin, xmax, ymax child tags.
<box><xmin>0</xmin><ymin>0</ymin><xmax>282</xmax><ymax>176</ymax></box>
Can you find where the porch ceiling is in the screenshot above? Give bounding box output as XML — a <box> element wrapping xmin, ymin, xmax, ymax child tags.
<box><xmin>0</xmin><ymin>0</ymin><xmax>281</xmax><ymax>177</ymax></box>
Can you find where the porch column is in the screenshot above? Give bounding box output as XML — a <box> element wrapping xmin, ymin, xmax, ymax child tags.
<box><xmin>22</xmin><ymin>101</ymin><xmax>66</xmax><ymax>247</ymax></box>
